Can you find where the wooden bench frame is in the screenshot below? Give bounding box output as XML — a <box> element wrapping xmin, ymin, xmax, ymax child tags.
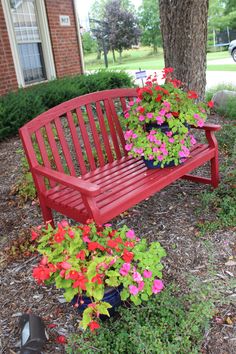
<box><xmin>19</xmin><ymin>88</ymin><xmax>221</xmax><ymax>227</ymax></box>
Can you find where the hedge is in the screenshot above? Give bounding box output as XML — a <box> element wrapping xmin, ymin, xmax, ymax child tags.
<box><xmin>0</xmin><ymin>70</ymin><xmax>134</xmax><ymax>141</ymax></box>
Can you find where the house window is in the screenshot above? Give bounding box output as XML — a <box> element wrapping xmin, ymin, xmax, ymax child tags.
<box><xmin>9</xmin><ymin>0</ymin><xmax>47</xmax><ymax>84</ymax></box>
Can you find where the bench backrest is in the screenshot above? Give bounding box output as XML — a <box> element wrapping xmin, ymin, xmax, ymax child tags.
<box><xmin>19</xmin><ymin>88</ymin><xmax>137</xmax><ymax>180</ymax></box>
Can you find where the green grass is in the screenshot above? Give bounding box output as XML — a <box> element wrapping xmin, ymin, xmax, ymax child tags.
<box><xmin>84</xmin><ymin>46</ymin><xmax>234</xmax><ymax>71</ymax></box>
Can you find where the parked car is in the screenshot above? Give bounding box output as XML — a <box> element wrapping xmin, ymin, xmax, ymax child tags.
<box><xmin>228</xmin><ymin>40</ymin><xmax>236</xmax><ymax>62</ymax></box>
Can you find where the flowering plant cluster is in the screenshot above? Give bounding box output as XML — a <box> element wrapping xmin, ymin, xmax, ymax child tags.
<box><xmin>32</xmin><ymin>220</ymin><xmax>166</xmax><ymax>331</ymax></box>
<box><xmin>124</xmin><ymin>68</ymin><xmax>214</xmax><ymax>167</ymax></box>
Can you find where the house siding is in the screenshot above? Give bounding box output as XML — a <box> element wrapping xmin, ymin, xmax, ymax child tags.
<box><xmin>0</xmin><ymin>0</ymin><xmax>82</xmax><ymax>96</ymax></box>
<box><xmin>0</xmin><ymin>2</ymin><xmax>18</xmax><ymax>96</ymax></box>
<box><xmin>45</xmin><ymin>0</ymin><xmax>82</xmax><ymax>78</ymax></box>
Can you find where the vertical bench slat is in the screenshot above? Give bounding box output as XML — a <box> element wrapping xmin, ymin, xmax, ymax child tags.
<box><xmin>35</xmin><ymin>129</ymin><xmax>56</xmax><ymax>188</ymax></box>
<box><xmin>104</xmin><ymin>99</ymin><xmax>122</xmax><ymax>160</ymax></box>
<box><xmin>45</xmin><ymin>123</ymin><xmax>64</xmax><ymax>173</ymax></box>
<box><xmin>54</xmin><ymin>118</ymin><xmax>76</xmax><ymax>176</ymax></box>
<box><xmin>76</xmin><ymin>107</ymin><xmax>97</xmax><ymax>171</ymax></box>
<box><xmin>66</xmin><ymin>111</ymin><xmax>87</xmax><ymax>175</ymax></box>
<box><xmin>95</xmin><ymin>101</ymin><xmax>114</xmax><ymax>163</ymax></box>
<box><xmin>86</xmin><ymin>104</ymin><xmax>105</xmax><ymax>167</ymax></box>
<box><xmin>120</xmin><ymin>97</ymin><xmax>128</xmax><ymax>113</ymax></box>
<box><xmin>108</xmin><ymin>98</ymin><xmax>127</xmax><ymax>154</ymax></box>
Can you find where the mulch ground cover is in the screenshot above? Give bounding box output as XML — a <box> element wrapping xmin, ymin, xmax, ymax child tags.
<box><xmin>0</xmin><ymin>113</ymin><xmax>235</xmax><ymax>353</ymax></box>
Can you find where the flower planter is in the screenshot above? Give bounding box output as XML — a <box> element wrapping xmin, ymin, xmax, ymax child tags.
<box><xmin>142</xmin><ymin>157</ymin><xmax>177</xmax><ymax>169</ymax></box>
<box><xmin>71</xmin><ymin>286</ymin><xmax>123</xmax><ymax>319</ymax></box>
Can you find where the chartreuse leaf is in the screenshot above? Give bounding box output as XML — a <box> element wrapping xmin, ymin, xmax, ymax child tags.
<box><xmin>120</xmin><ymin>288</ymin><xmax>129</xmax><ymax>301</ymax></box>
<box><xmin>80</xmin><ymin>307</ymin><xmax>93</xmax><ymax>330</ymax></box>
<box><xmin>130</xmin><ymin>295</ymin><xmax>142</xmax><ymax>305</ymax></box>
<box><xmin>96</xmin><ymin>302</ymin><xmax>112</xmax><ymax>317</ymax></box>
<box><xmin>141</xmin><ymin>293</ymin><xmax>149</xmax><ymax>301</ymax></box>
<box><xmin>63</xmin><ymin>287</ymin><xmax>78</xmax><ymax>302</ymax></box>
<box><xmin>105</xmin><ymin>277</ymin><xmax>120</xmax><ymax>287</ymax></box>
<box><xmin>55</xmin><ymin>276</ymin><xmax>72</xmax><ymax>289</ymax></box>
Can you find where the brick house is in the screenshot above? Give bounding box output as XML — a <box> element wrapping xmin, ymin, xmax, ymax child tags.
<box><xmin>0</xmin><ymin>0</ymin><xmax>84</xmax><ymax>96</ymax></box>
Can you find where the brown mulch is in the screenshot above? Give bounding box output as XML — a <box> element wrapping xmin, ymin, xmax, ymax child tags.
<box><xmin>0</xmin><ymin>114</ymin><xmax>235</xmax><ymax>354</ymax></box>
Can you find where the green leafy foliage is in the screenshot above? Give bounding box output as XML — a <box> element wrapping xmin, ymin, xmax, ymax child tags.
<box><xmin>66</xmin><ymin>286</ymin><xmax>214</xmax><ymax>354</ymax></box>
<box><xmin>197</xmin><ymin>123</ymin><xmax>236</xmax><ymax>234</ymax></box>
<box><xmin>0</xmin><ymin>70</ymin><xmax>133</xmax><ymax>141</ymax></box>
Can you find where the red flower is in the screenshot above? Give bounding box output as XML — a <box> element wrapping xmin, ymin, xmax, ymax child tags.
<box><xmin>187</xmin><ymin>90</ymin><xmax>198</xmax><ymax>99</ymax></box>
<box><xmin>56</xmin><ymin>335</ymin><xmax>67</xmax><ymax>344</ymax></box>
<box><xmin>107</xmin><ymin>239</ymin><xmax>119</xmax><ymax>248</ymax></box>
<box><xmin>208</xmin><ymin>100</ymin><xmax>214</xmax><ymax>108</ymax></box>
<box><xmin>32</xmin><ymin>265</ymin><xmax>51</xmax><ymax>284</ymax></box>
<box><xmin>72</xmin><ymin>273</ymin><xmax>87</xmax><ymax>290</ymax></box>
<box><xmin>161</xmin><ymin>88</ymin><xmax>169</xmax><ymax>95</ymax></box>
<box><xmin>155</xmin><ymin>94</ymin><xmax>162</xmax><ymax>102</ymax></box>
<box><xmin>109</xmin><ymin>230</ymin><xmax>117</xmax><ymax>238</ymax></box>
<box><xmin>66</xmin><ymin>270</ymin><xmax>79</xmax><ymax>280</ymax></box>
<box><xmin>122</xmin><ymin>249</ymin><xmax>134</xmax><ymax>263</ymax></box>
<box><xmin>171</xmin><ymin>111</ymin><xmax>179</xmax><ymax>118</ymax></box>
<box><xmin>76</xmin><ymin>250</ymin><xmax>86</xmax><ymax>260</ymax></box>
<box><xmin>124</xmin><ymin>241</ymin><xmax>135</xmax><ymax>248</ymax></box>
<box><xmin>88</xmin><ymin>321</ymin><xmax>100</xmax><ymax>332</ymax></box>
<box><xmin>31</xmin><ymin>230</ymin><xmax>39</xmax><ymax>241</ymax></box>
<box><xmin>82</xmin><ymin>225</ymin><xmax>91</xmax><ymax>235</ymax></box>
<box><xmin>92</xmin><ymin>274</ymin><xmax>103</xmax><ymax>284</ymax></box>
<box><xmin>88</xmin><ymin>242</ymin><xmax>105</xmax><ymax>251</ymax></box>
<box><xmin>54</xmin><ymin>232</ymin><xmax>64</xmax><ymax>243</ymax></box>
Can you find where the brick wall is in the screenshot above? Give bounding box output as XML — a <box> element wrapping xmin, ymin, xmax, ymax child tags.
<box><xmin>0</xmin><ymin>3</ymin><xmax>18</xmax><ymax>96</ymax></box>
<box><xmin>45</xmin><ymin>0</ymin><xmax>82</xmax><ymax>78</ymax></box>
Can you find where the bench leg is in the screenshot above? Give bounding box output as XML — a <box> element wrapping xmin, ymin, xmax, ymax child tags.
<box><xmin>210</xmin><ymin>156</ymin><xmax>219</xmax><ymax>188</ymax></box>
<box><xmin>39</xmin><ymin>198</ymin><xmax>55</xmax><ymax>228</ymax></box>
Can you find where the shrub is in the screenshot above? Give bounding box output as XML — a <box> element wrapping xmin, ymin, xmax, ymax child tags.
<box><xmin>0</xmin><ymin>70</ymin><xmax>134</xmax><ymax>141</ymax></box>
<box><xmin>66</xmin><ymin>286</ymin><xmax>214</xmax><ymax>354</ymax></box>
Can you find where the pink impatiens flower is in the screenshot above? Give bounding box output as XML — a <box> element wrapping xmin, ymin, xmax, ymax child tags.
<box><xmin>138</xmin><ymin>115</ymin><xmax>145</xmax><ymax>121</ymax></box>
<box><xmin>125</xmin><ymin>143</ymin><xmax>133</xmax><ymax>151</ymax></box>
<box><xmin>124</xmin><ymin>112</ymin><xmax>130</xmax><ymax>119</ymax></box>
<box><xmin>126</xmin><ymin>229</ymin><xmax>135</xmax><ymax>239</ymax></box>
<box><xmin>197</xmin><ymin>119</ymin><xmax>204</xmax><ymax>127</ymax></box>
<box><xmin>129</xmin><ymin>285</ymin><xmax>139</xmax><ymax>296</ymax></box>
<box><xmin>138</xmin><ymin>281</ymin><xmax>145</xmax><ymax>291</ymax></box>
<box><xmin>143</xmin><ymin>270</ymin><xmax>152</xmax><ymax>278</ymax></box>
<box><xmin>133</xmin><ymin>272</ymin><xmax>143</xmax><ymax>283</ymax></box>
<box><xmin>147</xmin><ymin>112</ymin><xmax>153</xmax><ymax>119</ymax></box>
<box><xmin>120</xmin><ymin>263</ymin><xmax>131</xmax><ymax>276</ymax></box>
<box><xmin>152</xmin><ymin>279</ymin><xmax>164</xmax><ymax>294</ymax></box>
<box><xmin>124</xmin><ymin>130</ymin><xmax>133</xmax><ymax>139</ymax></box>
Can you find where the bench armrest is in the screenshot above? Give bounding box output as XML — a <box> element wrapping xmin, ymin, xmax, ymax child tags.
<box><xmin>33</xmin><ymin>165</ymin><xmax>101</xmax><ymax>197</ymax></box>
<box><xmin>191</xmin><ymin>123</ymin><xmax>221</xmax><ymax>131</ymax></box>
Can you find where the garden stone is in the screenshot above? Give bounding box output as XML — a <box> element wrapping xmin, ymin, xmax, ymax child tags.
<box><xmin>212</xmin><ymin>90</ymin><xmax>236</xmax><ymax>108</ymax></box>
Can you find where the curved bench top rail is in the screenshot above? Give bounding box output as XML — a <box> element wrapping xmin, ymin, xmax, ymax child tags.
<box><xmin>19</xmin><ymin>88</ymin><xmax>138</xmax><ymax>179</ymax></box>
<box><xmin>20</xmin><ymin>88</ymin><xmax>137</xmax><ymax>134</ymax></box>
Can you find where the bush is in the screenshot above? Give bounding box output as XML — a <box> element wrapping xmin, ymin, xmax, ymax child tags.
<box><xmin>66</xmin><ymin>286</ymin><xmax>214</xmax><ymax>354</ymax></box>
<box><xmin>0</xmin><ymin>70</ymin><xmax>134</xmax><ymax>140</ymax></box>
<box><xmin>206</xmin><ymin>84</ymin><xmax>236</xmax><ymax>120</ymax></box>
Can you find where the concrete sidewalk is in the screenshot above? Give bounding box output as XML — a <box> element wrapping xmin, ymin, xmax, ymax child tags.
<box><xmin>128</xmin><ymin>69</ymin><xmax>236</xmax><ymax>89</ymax></box>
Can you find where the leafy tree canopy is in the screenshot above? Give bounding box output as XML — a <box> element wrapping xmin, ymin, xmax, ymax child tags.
<box><xmin>138</xmin><ymin>0</ymin><xmax>162</xmax><ymax>53</ymax></box>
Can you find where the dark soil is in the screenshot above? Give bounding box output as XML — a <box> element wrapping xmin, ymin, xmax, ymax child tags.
<box><xmin>0</xmin><ymin>114</ymin><xmax>235</xmax><ymax>354</ymax></box>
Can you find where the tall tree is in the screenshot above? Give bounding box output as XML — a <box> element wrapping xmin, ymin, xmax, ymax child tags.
<box><xmin>138</xmin><ymin>0</ymin><xmax>162</xmax><ymax>53</ymax></box>
<box><xmin>159</xmin><ymin>0</ymin><xmax>209</xmax><ymax>98</ymax></box>
<box><xmin>104</xmin><ymin>0</ymin><xmax>140</xmax><ymax>62</ymax></box>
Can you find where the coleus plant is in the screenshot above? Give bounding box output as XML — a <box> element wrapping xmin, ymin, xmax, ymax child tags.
<box><xmin>123</xmin><ymin>67</ymin><xmax>214</xmax><ymax>167</ymax></box>
<box><xmin>32</xmin><ymin>220</ymin><xmax>166</xmax><ymax>331</ymax></box>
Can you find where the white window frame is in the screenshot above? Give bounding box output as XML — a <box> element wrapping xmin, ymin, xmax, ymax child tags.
<box><xmin>1</xmin><ymin>0</ymin><xmax>56</xmax><ymax>87</ymax></box>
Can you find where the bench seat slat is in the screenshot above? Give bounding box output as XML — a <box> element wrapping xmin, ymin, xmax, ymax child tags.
<box><xmin>44</xmin><ymin>143</ymin><xmax>214</xmax><ymax>224</ymax></box>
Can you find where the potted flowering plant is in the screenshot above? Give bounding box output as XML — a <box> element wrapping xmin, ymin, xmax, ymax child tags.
<box><xmin>124</xmin><ymin>67</ymin><xmax>214</xmax><ymax>168</ymax></box>
<box><xmin>32</xmin><ymin>220</ymin><xmax>166</xmax><ymax>331</ymax></box>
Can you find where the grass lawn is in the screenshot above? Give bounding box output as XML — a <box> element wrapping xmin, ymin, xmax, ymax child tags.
<box><xmin>84</xmin><ymin>46</ymin><xmax>235</xmax><ymax>71</ymax></box>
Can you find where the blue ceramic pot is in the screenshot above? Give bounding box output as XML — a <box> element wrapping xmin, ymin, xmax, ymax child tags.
<box><xmin>142</xmin><ymin>157</ymin><xmax>176</xmax><ymax>169</ymax></box>
<box><xmin>71</xmin><ymin>286</ymin><xmax>123</xmax><ymax>319</ymax></box>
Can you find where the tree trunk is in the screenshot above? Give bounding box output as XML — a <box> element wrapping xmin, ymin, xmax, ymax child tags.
<box><xmin>159</xmin><ymin>0</ymin><xmax>209</xmax><ymax>99</ymax></box>
<box><xmin>112</xmin><ymin>49</ymin><xmax>116</xmax><ymax>63</ymax></box>
<box><xmin>96</xmin><ymin>49</ymin><xmax>102</xmax><ymax>60</ymax></box>
<box><xmin>119</xmin><ymin>50</ymin><xmax>122</xmax><ymax>63</ymax></box>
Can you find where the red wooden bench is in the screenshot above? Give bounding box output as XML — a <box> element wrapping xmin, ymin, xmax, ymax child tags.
<box><xmin>19</xmin><ymin>88</ymin><xmax>221</xmax><ymax>227</ymax></box>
